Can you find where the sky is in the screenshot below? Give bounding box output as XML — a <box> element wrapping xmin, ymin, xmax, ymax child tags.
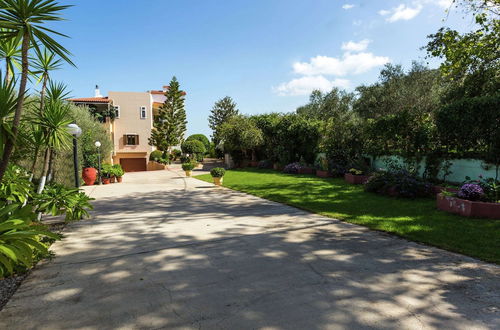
<box><xmin>47</xmin><ymin>0</ymin><xmax>471</xmax><ymax>137</ymax></box>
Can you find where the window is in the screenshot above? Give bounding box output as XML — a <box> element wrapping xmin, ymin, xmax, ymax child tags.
<box><xmin>114</xmin><ymin>105</ymin><xmax>120</xmax><ymax>119</ymax></box>
<box><xmin>140</xmin><ymin>106</ymin><xmax>147</xmax><ymax>119</ymax></box>
<box><xmin>124</xmin><ymin>134</ymin><xmax>139</xmax><ymax>146</ymax></box>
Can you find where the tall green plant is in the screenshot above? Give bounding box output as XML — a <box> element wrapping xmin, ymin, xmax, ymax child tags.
<box><xmin>148</xmin><ymin>76</ymin><xmax>187</xmax><ymax>151</ymax></box>
<box><xmin>208</xmin><ymin>96</ymin><xmax>239</xmax><ymax>146</ymax></box>
<box><xmin>0</xmin><ymin>0</ymin><xmax>74</xmax><ymax>183</ymax></box>
<box><xmin>0</xmin><ymin>29</ymin><xmax>21</xmax><ymax>83</ymax></box>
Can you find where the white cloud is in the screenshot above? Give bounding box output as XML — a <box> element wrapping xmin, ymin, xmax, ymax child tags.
<box><xmin>293</xmin><ymin>52</ymin><xmax>390</xmax><ymax>77</ymax></box>
<box><xmin>342</xmin><ymin>4</ymin><xmax>355</xmax><ymax>10</ymax></box>
<box><xmin>435</xmin><ymin>0</ymin><xmax>453</xmax><ymax>9</ymax></box>
<box><xmin>379</xmin><ymin>4</ymin><xmax>423</xmax><ymax>22</ymax></box>
<box><xmin>341</xmin><ymin>39</ymin><xmax>371</xmax><ymax>52</ymax></box>
<box><xmin>274</xmin><ymin>76</ymin><xmax>350</xmax><ymax>96</ymax></box>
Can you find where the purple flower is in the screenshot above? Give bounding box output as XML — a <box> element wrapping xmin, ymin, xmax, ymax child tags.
<box><xmin>457</xmin><ymin>183</ymin><xmax>484</xmax><ymax>201</ymax></box>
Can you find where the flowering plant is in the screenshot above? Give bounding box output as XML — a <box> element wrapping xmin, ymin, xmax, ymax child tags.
<box><xmin>283</xmin><ymin>162</ymin><xmax>301</xmax><ymax>174</ymax></box>
<box><xmin>457</xmin><ymin>183</ymin><xmax>484</xmax><ymax>201</ymax></box>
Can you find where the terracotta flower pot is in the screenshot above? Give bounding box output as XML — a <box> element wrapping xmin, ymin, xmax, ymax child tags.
<box><xmin>110</xmin><ymin>176</ymin><xmax>116</xmax><ymax>183</ymax></box>
<box><xmin>102</xmin><ymin>177</ymin><xmax>111</xmax><ymax>185</ymax></box>
<box><xmin>316</xmin><ymin>170</ymin><xmax>330</xmax><ymax>178</ymax></box>
<box><xmin>249</xmin><ymin>161</ymin><xmax>259</xmax><ymax>167</ymax></box>
<box><xmin>82</xmin><ymin>167</ymin><xmax>97</xmax><ymax>186</ymax></box>
<box><xmin>298</xmin><ymin>167</ymin><xmax>315</xmax><ymax>175</ymax></box>
<box><xmin>344</xmin><ymin>173</ymin><xmax>370</xmax><ymax>184</ymax></box>
<box><xmin>117</xmin><ymin>176</ymin><xmax>123</xmax><ymax>183</ymax></box>
<box><xmin>213</xmin><ymin>177</ymin><xmax>223</xmax><ymax>186</ymax></box>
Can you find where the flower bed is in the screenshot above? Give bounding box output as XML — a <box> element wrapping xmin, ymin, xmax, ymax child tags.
<box><xmin>316</xmin><ymin>170</ymin><xmax>330</xmax><ymax>178</ymax></box>
<box><xmin>437</xmin><ymin>194</ymin><xmax>500</xmax><ymax>219</ymax></box>
<box><xmin>344</xmin><ymin>173</ymin><xmax>370</xmax><ymax>184</ymax></box>
<box><xmin>298</xmin><ymin>167</ymin><xmax>315</xmax><ymax>175</ymax></box>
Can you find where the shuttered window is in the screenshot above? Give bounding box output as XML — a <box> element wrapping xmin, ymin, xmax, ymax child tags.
<box><xmin>124</xmin><ymin>134</ymin><xmax>139</xmax><ymax>145</ymax></box>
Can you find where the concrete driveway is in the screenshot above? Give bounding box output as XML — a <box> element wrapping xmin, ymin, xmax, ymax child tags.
<box><xmin>1</xmin><ymin>167</ymin><xmax>499</xmax><ymax>329</ymax></box>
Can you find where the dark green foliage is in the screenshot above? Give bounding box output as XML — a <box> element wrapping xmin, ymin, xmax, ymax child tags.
<box><xmin>149</xmin><ymin>76</ymin><xmax>187</xmax><ymax>150</ymax></box>
<box><xmin>181</xmin><ymin>162</ymin><xmax>195</xmax><ymax>171</ymax></box>
<box><xmin>208</xmin><ymin>96</ymin><xmax>239</xmax><ymax>145</ymax></box>
<box><xmin>171</xmin><ymin>149</ymin><xmax>182</xmax><ymax>160</ymax></box>
<box><xmin>181</xmin><ymin>140</ymin><xmax>206</xmax><ymax>155</ymax></box>
<box><xmin>364</xmin><ymin>170</ymin><xmax>432</xmax><ymax>198</ymax></box>
<box><xmin>210</xmin><ymin>167</ymin><xmax>225</xmax><ymax>178</ymax></box>
<box><xmin>34</xmin><ymin>183</ymin><xmax>94</xmax><ymax>221</ymax></box>
<box><xmin>149</xmin><ymin>150</ymin><xmax>163</xmax><ymax>162</ymax></box>
<box><xmin>297</xmin><ymin>88</ymin><xmax>354</xmax><ymax>120</ymax></box>
<box><xmin>186</xmin><ymin>134</ymin><xmax>210</xmax><ymax>153</ymax></box>
<box><xmin>112</xmin><ymin>164</ymin><xmax>124</xmax><ymax>177</ymax></box>
<box><xmin>436</xmin><ymin>94</ymin><xmax>500</xmax><ymax>173</ymax></box>
<box><xmin>100</xmin><ymin>164</ymin><xmax>113</xmax><ymax>178</ymax></box>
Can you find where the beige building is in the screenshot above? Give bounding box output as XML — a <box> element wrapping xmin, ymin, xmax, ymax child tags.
<box><xmin>69</xmin><ymin>86</ymin><xmax>171</xmax><ymax>172</ymax></box>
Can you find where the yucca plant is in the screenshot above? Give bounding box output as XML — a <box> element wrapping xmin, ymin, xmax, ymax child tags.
<box><xmin>32</xmin><ymin>47</ymin><xmax>63</xmax><ymax>110</ymax></box>
<box><xmin>0</xmin><ymin>71</ymin><xmax>18</xmax><ymax>156</ymax></box>
<box><xmin>0</xmin><ymin>0</ymin><xmax>74</xmax><ymax>183</ymax></box>
<box><xmin>0</xmin><ymin>29</ymin><xmax>21</xmax><ymax>83</ymax></box>
<box><xmin>0</xmin><ymin>202</ymin><xmax>59</xmax><ymax>277</ymax></box>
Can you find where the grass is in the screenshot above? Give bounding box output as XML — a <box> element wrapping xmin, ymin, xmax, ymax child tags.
<box><xmin>196</xmin><ymin>168</ymin><xmax>500</xmax><ymax>264</ymax></box>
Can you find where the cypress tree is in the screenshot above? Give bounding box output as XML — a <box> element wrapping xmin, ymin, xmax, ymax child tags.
<box><xmin>149</xmin><ymin>76</ymin><xmax>187</xmax><ymax>151</ymax></box>
<box><xmin>208</xmin><ymin>96</ymin><xmax>239</xmax><ymax>145</ymax></box>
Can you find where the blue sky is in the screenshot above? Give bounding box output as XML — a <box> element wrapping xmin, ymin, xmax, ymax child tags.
<box><xmin>48</xmin><ymin>0</ymin><xmax>468</xmax><ymax>137</ymax></box>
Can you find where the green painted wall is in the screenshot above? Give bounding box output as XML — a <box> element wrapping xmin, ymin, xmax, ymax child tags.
<box><xmin>371</xmin><ymin>156</ymin><xmax>498</xmax><ymax>183</ymax></box>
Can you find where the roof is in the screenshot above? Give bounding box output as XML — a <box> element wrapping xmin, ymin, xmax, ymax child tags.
<box><xmin>68</xmin><ymin>97</ymin><xmax>111</xmax><ymax>104</ymax></box>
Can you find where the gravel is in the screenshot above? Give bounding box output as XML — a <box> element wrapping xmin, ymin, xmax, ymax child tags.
<box><xmin>0</xmin><ymin>273</ymin><xmax>28</xmax><ymax>311</ymax></box>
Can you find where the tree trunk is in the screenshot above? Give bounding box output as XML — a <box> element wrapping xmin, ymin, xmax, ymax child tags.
<box><xmin>40</xmin><ymin>74</ymin><xmax>48</xmax><ymax>111</ymax></box>
<box><xmin>37</xmin><ymin>148</ymin><xmax>51</xmax><ymax>194</ymax></box>
<box><xmin>29</xmin><ymin>145</ymin><xmax>40</xmax><ymax>182</ymax></box>
<box><xmin>47</xmin><ymin>149</ymin><xmax>55</xmax><ymax>182</ymax></box>
<box><xmin>5</xmin><ymin>58</ymin><xmax>9</xmax><ymax>84</ymax></box>
<box><xmin>0</xmin><ymin>31</ymin><xmax>30</xmax><ymax>182</ymax></box>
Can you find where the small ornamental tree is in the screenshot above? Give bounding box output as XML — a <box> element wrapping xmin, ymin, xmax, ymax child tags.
<box><xmin>186</xmin><ymin>134</ymin><xmax>210</xmax><ymax>152</ymax></box>
<box><xmin>149</xmin><ymin>76</ymin><xmax>187</xmax><ymax>151</ymax></box>
<box><xmin>208</xmin><ymin>96</ymin><xmax>239</xmax><ymax>146</ymax></box>
<box><xmin>181</xmin><ymin>140</ymin><xmax>206</xmax><ymax>161</ymax></box>
<box><xmin>219</xmin><ymin>115</ymin><xmax>264</xmax><ymax>165</ymax></box>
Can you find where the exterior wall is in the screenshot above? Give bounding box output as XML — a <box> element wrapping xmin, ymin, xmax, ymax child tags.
<box><xmin>371</xmin><ymin>156</ymin><xmax>498</xmax><ymax>183</ymax></box>
<box><xmin>108</xmin><ymin>91</ymin><xmax>154</xmax><ymax>162</ymax></box>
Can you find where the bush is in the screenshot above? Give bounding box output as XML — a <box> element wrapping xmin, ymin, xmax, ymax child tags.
<box><xmin>34</xmin><ymin>183</ymin><xmax>94</xmax><ymax>221</ymax></box>
<box><xmin>112</xmin><ymin>164</ymin><xmax>124</xmax><ymax>177</ymax></box>
<box><xmin>457</xmin><ymin>183</ymin><xmax>484</xmax><ymax>201</ymax></box>
<box><xmin>365</xmin><ymin>170</ymin><xmax>432</xmax><ymax>198</ymax></box>
<box><xmin>186</xmin><ymin>134</ymin><xmax>210</xmax><ymax>153</ymax></box>
<box><xmin>172</xmin><ymin>149</ymin><xmax>182</xmax><ymax>160</ymax></box>
<box><xmin>210</xmin><ymin>167</ymin><xmax>226</xmax><ymax>178</ymax></box>
<box><xmin>182</xmin><ymin>162</ymin><xmax>195</xmax><ymax>171</ymax></box>
<box><xmin>181</xmin><ymin>140</ymin><xmax>206</xmax><ymax>155</ymax></box>
<box><xmin>149</xmin><ymin>150</ymin><xmax>163</xmax><ymax>162</ymax></box>
<box><xmin>283</xmin><ymin>162</ymin><xmax>301</xmax><ymax>174</ymax></box>
<box><xmin>100</xmin><ymin>164</ymin><xmax>113</xmax><ymax>178</ymax></box>
<box><xmin>258</xmin><ymin>160</ymin><xmax>272</xmax><ymax>169</ymax></box>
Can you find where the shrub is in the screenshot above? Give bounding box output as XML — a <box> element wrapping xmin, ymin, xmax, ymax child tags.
<box><xmin>186</xmin><ymin>134</ymin><xmax>210</xmax><ymax>152</ymax></box>
<box><xmin>258</xmin><ymin>160</ymin><xmax>272</xmax><ymax>169</ymax></box>
<box><xmin>172</xmin><ymin>149</ymin><xmax>182</xmax><ymax>160</ymax></box>
<box><xmin>180</xmin><ymin>155</ymin><xmax>191</xmax><ymax>163</ymax></box>
<box><xmin>34</xmin><ymin>183</ymin><xmax>94</xmax><ymax>221</ymax></box>
<box><xmin>0</xmin><ymin>202</ymin><xmax>60</xmax><ymax>277</ymax></box>
<box><xmin>457</xmin><ymin>183</ymin><xmax>484</xmax><ymax>201</ymax></box>
<box><xmin>149</xmin><ymin>150</ymin><xmax>163</xmax><ymax>162</ymax></box>
<box><xmin>100</xmin><ymin>164</ymin><xmax>113</xmax><ymax>178</ymax></box>
<box><xmin>283</xmin><ymin>162</ymin><xmax>301</xmax><ymax>174</ymax></box>
<box><xmin>210</xmin><ymin>167</ymin><xmax>226</xmax><ymax>178</ymax></box>
<box><xmin>182</xmin><ymin>162</ymin><xmax>195</xmax><ymax>171</ymax></box>
<box><xmin>365</xmin><ymin>170</ymin><xmax>432</xmax><ymax>198</ymax></box>
<box><xmin>112</xmin><ymin>164</ymin><xmax>124</xmax><ymax>177</ymax></box>
<box><xmin>348</xmin><ymin>168</ymin><xmax>364</xmax><ymax>175</ymax></box>
<box><xmin>181</xmin><ymin>140</ymin><xmax>206</xmax><ymax>155</ymax></box>
<box><xmin>463</xmin><ymin>176</ymin><xmax>499</xmax><ymax>203</ymax></box>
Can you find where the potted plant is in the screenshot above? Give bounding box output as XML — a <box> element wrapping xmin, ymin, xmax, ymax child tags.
<box><xmin>210</xmin><ymin>167</ymin><xmax>226</xmax><ymax>186</ymax></box>
<box><xmin>113</xmin><ymin>164</ymin><xmax>125</xmax><ymax>183</ymax></box>
<box><xmin>315</xmin><ymin>155</ymin><xmax>330</xmax><ymax>178</ymax></box>
<box><xmin>345</xmin><ymin>168</ymin><xmax>370</xmax><ymax>184</ymax></box>
<box><xmin>101</xmin><ymin>164</ymin><xmax>113</xmax><ymax>184</ymax></box>
<box><xmin>182</xmin><ymin>162</ymin><xmax>195</xmax><ymax>177</ymax></box>
<box><xmin>437</xmin><ymin>177</ymin><xmax>500</xmax><ymax>219</ymax></box>
<box><xmin>82</xmin><ymin>153</ymin><xmax>98</xmax><ymax>186</ymax></box>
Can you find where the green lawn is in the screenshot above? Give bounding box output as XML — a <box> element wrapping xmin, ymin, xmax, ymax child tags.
<box><xmin>196</xmin><ymin>168</ymin><xmax>500</xmax><ymax>264</ymax></box>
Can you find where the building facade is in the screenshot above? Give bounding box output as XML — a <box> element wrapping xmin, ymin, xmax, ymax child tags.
<box><xmin>69</xmin><ymin>86</ymin><xmax>170</xmax><ymax>172</ymax></box>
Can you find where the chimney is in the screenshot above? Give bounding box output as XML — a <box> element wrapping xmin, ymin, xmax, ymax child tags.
<box><xmin>95</xmin><ymin>85</ymin><xmax>103</xmax><ymax>98</ymax></box>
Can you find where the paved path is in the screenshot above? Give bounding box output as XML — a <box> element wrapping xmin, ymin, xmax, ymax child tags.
<box><xmin>1</xmin><ymin>167</ymin><xmax>499</xmax><ymax>329</ymax></box>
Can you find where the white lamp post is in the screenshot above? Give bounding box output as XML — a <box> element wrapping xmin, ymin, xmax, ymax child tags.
<box><xmin>67</xmin><ymin>124</ymin><xmax>82</xmax><ymax>187</ymax></box>
<box><xmin>95</xmin><ymin>141</ymin><xmax>102</xmax><ymax>185</ymax></box>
